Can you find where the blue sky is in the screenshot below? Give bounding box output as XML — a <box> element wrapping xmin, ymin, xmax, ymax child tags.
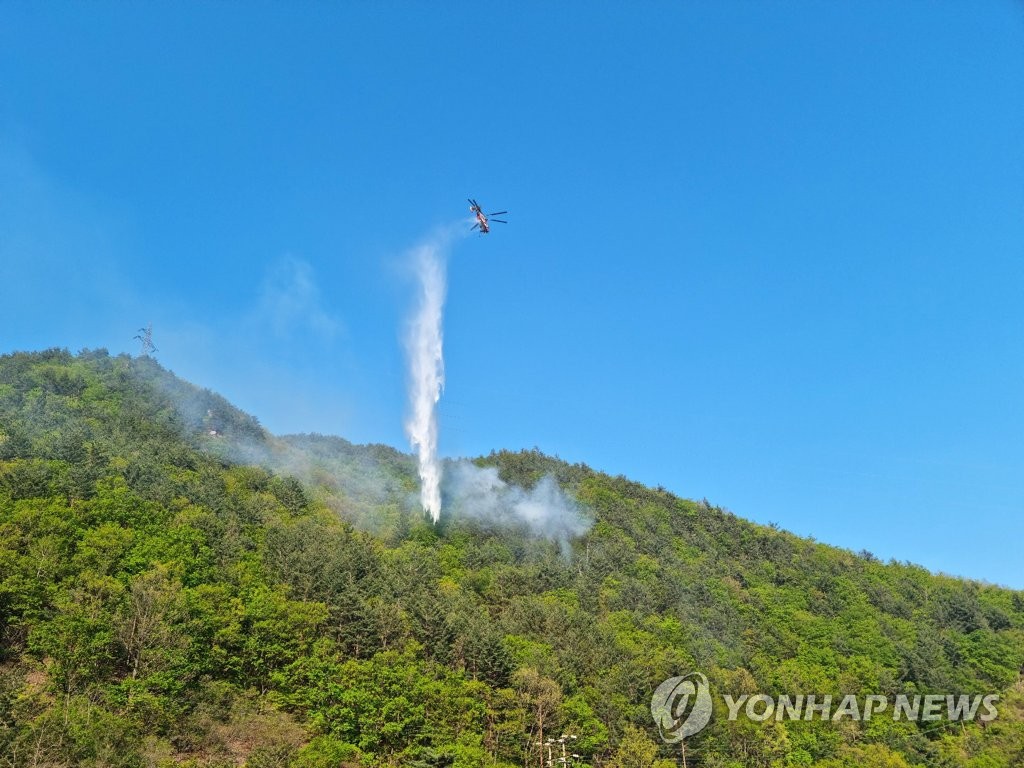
<box><xmin>2</xmin><ymin>2</ymin><xmax>1023</xmax><ymax>587</ymax></box>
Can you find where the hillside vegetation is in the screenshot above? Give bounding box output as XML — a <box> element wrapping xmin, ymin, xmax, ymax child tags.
<box><xmin>0</xmin><ymin>349</ymin><xmax>1022</xmax><ymax>767</ymax></box>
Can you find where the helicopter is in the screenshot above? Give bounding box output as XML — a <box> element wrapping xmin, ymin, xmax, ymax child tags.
<box><xmin>468</xmin><ymin>199</ymin><xmax>507</xmax><ymax>234</ymax></box>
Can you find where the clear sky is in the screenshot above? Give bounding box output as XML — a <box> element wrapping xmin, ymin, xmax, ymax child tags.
<box><xmin>2</xmin><ymin>2</ymin><xmax>1023</xmax><ymax>587</ymax></box>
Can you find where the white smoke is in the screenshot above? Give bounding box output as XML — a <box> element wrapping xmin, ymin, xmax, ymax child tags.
<box><xmin>256</xmin><ymin>256</ymin><xmax>340</xmax><ymax>340</ymax></box>
<box><xmin>445</xmin><ymin>460</ymin><xmax>592</xmax><ymax>553</ymax></box>
<box><xmin>403</xmin><ymin>234</ymin><xmax>450</xmax><ymax>522</ymax></box>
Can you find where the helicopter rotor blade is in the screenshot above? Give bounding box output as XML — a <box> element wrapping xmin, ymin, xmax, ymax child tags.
<box><xmin>491</xmin><ymin>219</ymin><xmax>508</xmax><ymax>224</ymax></box>
<box><xmin>488</xmin><ymin>211</ymin><xmax>507</xmax><ymax>216</ymax></box>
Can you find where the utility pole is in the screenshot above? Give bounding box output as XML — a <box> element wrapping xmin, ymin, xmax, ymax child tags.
<box><xmin>554</xmin><ymin>734</ymin><xmax>579</xmax><ymax>766</ymax></box>
<box><xmin>538</xmin><ymin>732</ymin><xmax>581</xmax><ymax>766</ymax></box>
<box><xmin>535</xmin><ymin>740</ymin><xmax>552</xmax><ymax>768</ymax></box>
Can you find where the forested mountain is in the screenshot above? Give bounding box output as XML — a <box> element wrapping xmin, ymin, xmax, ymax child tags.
<box><xmin>1</xmin><ymin>349</ymin><xmax>1021</xmax><ymax>767</ymax></box>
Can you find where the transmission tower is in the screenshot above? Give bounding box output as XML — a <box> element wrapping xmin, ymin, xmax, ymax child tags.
<box><xmin>134</xmin><ymin>324</ymin><xmax>158</xmax><ymax>357</ymax></box>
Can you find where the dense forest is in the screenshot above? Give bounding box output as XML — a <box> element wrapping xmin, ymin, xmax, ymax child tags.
<box><xmin>0</xmin><ymin>349</ymin><xmax>1022</xmax><ymax>767</ymax></box>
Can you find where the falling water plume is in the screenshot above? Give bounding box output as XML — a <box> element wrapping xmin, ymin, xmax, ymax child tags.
<box><xmin>404</xmin><ymin>236</ymin><xmax>449</xmax><ymax>522</ymax></box>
